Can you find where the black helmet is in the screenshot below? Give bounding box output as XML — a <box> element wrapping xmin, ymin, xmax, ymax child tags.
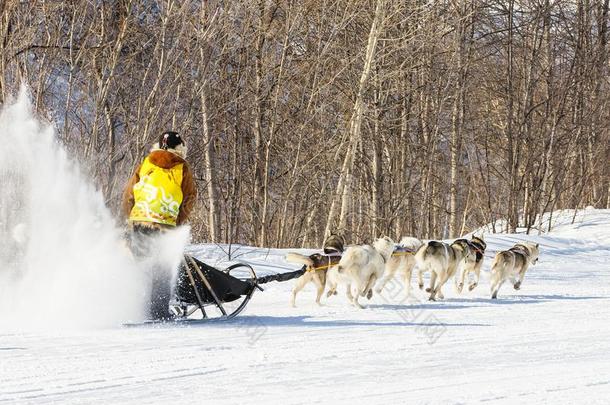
<box><xmin>159</xmin><ymin>131</ymin><xmax>184</xmax><ymax>150</ymax></box>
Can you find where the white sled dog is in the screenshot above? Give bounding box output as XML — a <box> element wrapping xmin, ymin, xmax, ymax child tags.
<box><xmin>375</xmin><ymin>237</ymin><xmax>423</xmax><ymax>298</ymax></box>
<box><xmin>285</xmin><ymin>234</ymin><xmax>345</xmax><ymax>307</ymax></box>
<box><xmin>490</xmin><ymin>242</ymin><xmax>539</xmax><ymax>299</ymax></box>
<box><xmin>414</xmin><ymin>239</ymin><xmax>472</xmax><ymax>301</ymax></box>
<box><xmin>456</xmin><ymin>235</ymin><xmax>487</xmax><ymax>293</ymax></box>
<box><xmin>326</xmin><ymin>236</ymin><xmax>395</xmax><ymax>309</ymax></box>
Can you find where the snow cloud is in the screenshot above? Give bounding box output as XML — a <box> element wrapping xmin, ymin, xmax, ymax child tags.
<box><xmin>0</xmin><ymin>87</ymin><xmax>150</xmax><ymax>330</ymax></box>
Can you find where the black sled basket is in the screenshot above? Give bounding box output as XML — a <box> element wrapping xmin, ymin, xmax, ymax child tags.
<box><xmin>174</xmin><ymin>255</ymin><xmax>260</xmax><ymax>320</ymax></box>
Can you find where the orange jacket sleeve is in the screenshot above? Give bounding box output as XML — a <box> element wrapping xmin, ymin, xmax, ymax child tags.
<box><xmin>121</xmin><ymin>163</ymin><xmax>142</xmax><ymax>222</ymax></box>
<box><xmin>177</xmin><ymin>162</ymin><xmax>197</xmax><ymax>225</ymax></box>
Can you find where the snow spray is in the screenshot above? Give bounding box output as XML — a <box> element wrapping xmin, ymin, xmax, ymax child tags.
<box><xmin>0</xmin><ymin>88</ymin><xmax>188</xmax><ymax>329</ymax></box>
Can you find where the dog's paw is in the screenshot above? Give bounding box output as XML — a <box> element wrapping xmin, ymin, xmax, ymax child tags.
<box><xmin>468</xmin><ymin>283</ymin><xmax>477</xmax><ymax>291</ymax></box>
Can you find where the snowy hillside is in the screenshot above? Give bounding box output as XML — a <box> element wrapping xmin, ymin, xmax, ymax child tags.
<box><xmin>2</xmin><ymin>208</ymin><xmax>610</xmax><ymax>404</ymax></box>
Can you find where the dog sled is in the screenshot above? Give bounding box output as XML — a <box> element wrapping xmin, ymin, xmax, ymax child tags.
<box><xmin>154</xmin><ymin>234</ymin><xmax>346</xmax><ymax>322</ymax></box>
<box><xmin>171</xmin><ymin>254</ymin><xmax>307</xmax><ymax>321</ymax></box>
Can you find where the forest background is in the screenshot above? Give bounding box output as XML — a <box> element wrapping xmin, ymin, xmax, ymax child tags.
<box><xmin>1</xmin><ymin>0</ymin><xmax>608</xmax><ymax>247</ymax></box>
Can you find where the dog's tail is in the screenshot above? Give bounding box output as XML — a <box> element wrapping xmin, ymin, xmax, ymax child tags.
<box><xmin>414</xmin><ymin>242</ymin><xmax>430</xmax><ymax>266</ymax></box>
<box><xmin>285</xmin><ymin>252</ymin><xmax>314</xmax><ymax>267</ymax></box>
<box><xmin>340</xmin><ymin>247</ymin><xmax>369</xmax><ymax>267</ymax></box>
<box><xmin>399</xmin><ymin>236</ymin><xmax>423</xmax><ymax>251</ymax></box>
<box><xmin>490</xmin><ymin>252</ymin><xmax>507</xmax><ymax>274</ymax></box>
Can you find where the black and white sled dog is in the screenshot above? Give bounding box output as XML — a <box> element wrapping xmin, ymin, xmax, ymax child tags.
<box><xmin>375</xmin><ymin>237</ymin><xmax>424</xmax><ymax>298</ymax></box>
<box><xmin>326</xmin><ymin>236</ymin><xmax>395</xmax><ymax>309</ymax></box>
<box><xmin>285</xmin><ymin>234</ymin><xmax>345</xmax><ymax>307</ymax></box>
<box><xmin>490</xmin><ymin>242</ymin><xmax>539</xmax><ymax>299</ymax></box>
<box><xmin>414</xmin><ymin>239</ymin><xmax>473</xmax><ymax>301</ymax></box>
<box><xmin>456</xmin><ymin>235</ymin><xmax>487</xmax><ymax>293</ymax></box>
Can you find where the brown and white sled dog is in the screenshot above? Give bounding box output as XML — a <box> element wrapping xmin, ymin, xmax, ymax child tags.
<box><xmin>326</xmin><ymin>236</ymin><xmax>395</xmax><ymax>309</ymax></box>
<box><xmin>375</xmin><ymin>237</ymin><xmax>424</xmax><ymax>298</ymax></box>
<box><xmin>490</xmin><ymin>242</ymin><xmax>539</xmax><ymax>299</ymax></box>
<box><xmin>285</xmin><ymin>252</ymin><xmax>341</xmax><ymax>307</ymax></box>
<box><xmin>456</xmin><ymin>235</ymin><xmax>487</xmax><ymax>293</ymax></box>
<box><xmin>414</xmin><ymin>239</ymin><xmax>473</xmax><ymax>301</ymax></box>
<box><xmin>285</xmin><ymin>234</ymin><xmax>345</xmax><ymax>307</ymax></box>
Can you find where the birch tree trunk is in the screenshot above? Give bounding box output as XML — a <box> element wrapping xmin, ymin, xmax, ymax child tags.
<box><xmin>506</xmin><ymin>0</ymin><xmax>518</xmax><ymax>233</ymax></box>
<box><xmin>448</xmin><ymin>1</ymin><xmax>472</xmax><ymax>238</ymax></box>
<box><xmin>324</xmin><ymin>0</ymin><xmax>387</xmax><ymax>238</ymax></box>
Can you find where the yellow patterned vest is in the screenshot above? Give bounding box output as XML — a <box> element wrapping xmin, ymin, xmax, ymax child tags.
<box><xmin>129</xmin><ymin>156</ymin><xmax>184</xmax><ymax>226</ymax></box>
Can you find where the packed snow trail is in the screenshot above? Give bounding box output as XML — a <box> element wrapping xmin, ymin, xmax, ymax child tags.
<box><xmin>2</xmin><ymin>208</ymin><xmax>610</xmax><ymax>404</ymax></box>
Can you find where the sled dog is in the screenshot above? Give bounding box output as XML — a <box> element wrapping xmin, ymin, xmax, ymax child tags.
<box><xmin>490</xmin><ymin>242</ymin><xmax>539</xmax><ymax>299</ymax></box>
<box><xmin>375</xmin><ymin>237</ymin><xmax>424</xmax><ymax>298</ymax></box>
<box><xmin>414</xmin><ymin>239</ymin><xmax>472</xmax><ymax>301</ymax></box>
<box><xmin>285</xmin><ymin>252</ymin><xmax>341</xmax><ymax>307</ymax></box>
<box><xmin>326</xmin><ymin>236</ymin><xmax>395</xmax><ymax>309</ymax></box>
<box><xmin>285</xmin><ymin>234</ymin><xmax>345</xmax><ymax>307</ymax></box>
<box><xmin>456</xmin><ymin>235</ymin><xmax>487</xmax><ymax>293</ymax></box>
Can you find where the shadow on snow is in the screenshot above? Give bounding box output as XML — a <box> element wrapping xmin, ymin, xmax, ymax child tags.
<box><xmin>156</xmin><ymin>315</ymin><xmax>491</xmax><ymax>329</ymax></box>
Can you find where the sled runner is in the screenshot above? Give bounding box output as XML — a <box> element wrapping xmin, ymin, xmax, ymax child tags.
<box><xmin>172</xmin><ymin>255</ymin><xmax>261</xmax><ymax>320</ymax></box>
<box><xmin>171</xmin><ymin>254</ymin><xmax>307</xmax><ymax>321</ymax></box>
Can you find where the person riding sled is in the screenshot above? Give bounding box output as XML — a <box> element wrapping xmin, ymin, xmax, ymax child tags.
<box><xmin>122</xmin><ymin>131</ymin><xmax>197</xmax><ymax>320</ymax></box>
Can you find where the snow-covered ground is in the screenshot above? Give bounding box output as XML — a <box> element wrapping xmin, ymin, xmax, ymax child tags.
<box><xmin>2</xmin><ymin>208</ymin><xmax>610</xmax><ymax>405</ymax></box>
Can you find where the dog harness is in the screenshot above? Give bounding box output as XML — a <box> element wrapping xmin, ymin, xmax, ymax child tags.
<box><xmin>470</xmin><ymin>241</ymin><xmax>484</xmax><ymax>253</ymax></box>
<box><xmin>129</xmin><ymin>156</ymin><xmax>184</xmax><ymax>226</ymax></box>
<box><xmin>391</xmin><ymin>246</ymin><xmax>416</xmax><ymax>257</ymax></box>
<box><xmin>469</xmin><ymin>240</ymin><xmax>485</xmax><ymax>262</ymax></box>
<box><xmin>305</xmin><ymin>253</ymin><xmax>342</xmax><ymax>272</ymax></box>
<box><xmin>509</xmin><ymin>245</ymin><xmax>529</xmax><ymax>258</ymax></box>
